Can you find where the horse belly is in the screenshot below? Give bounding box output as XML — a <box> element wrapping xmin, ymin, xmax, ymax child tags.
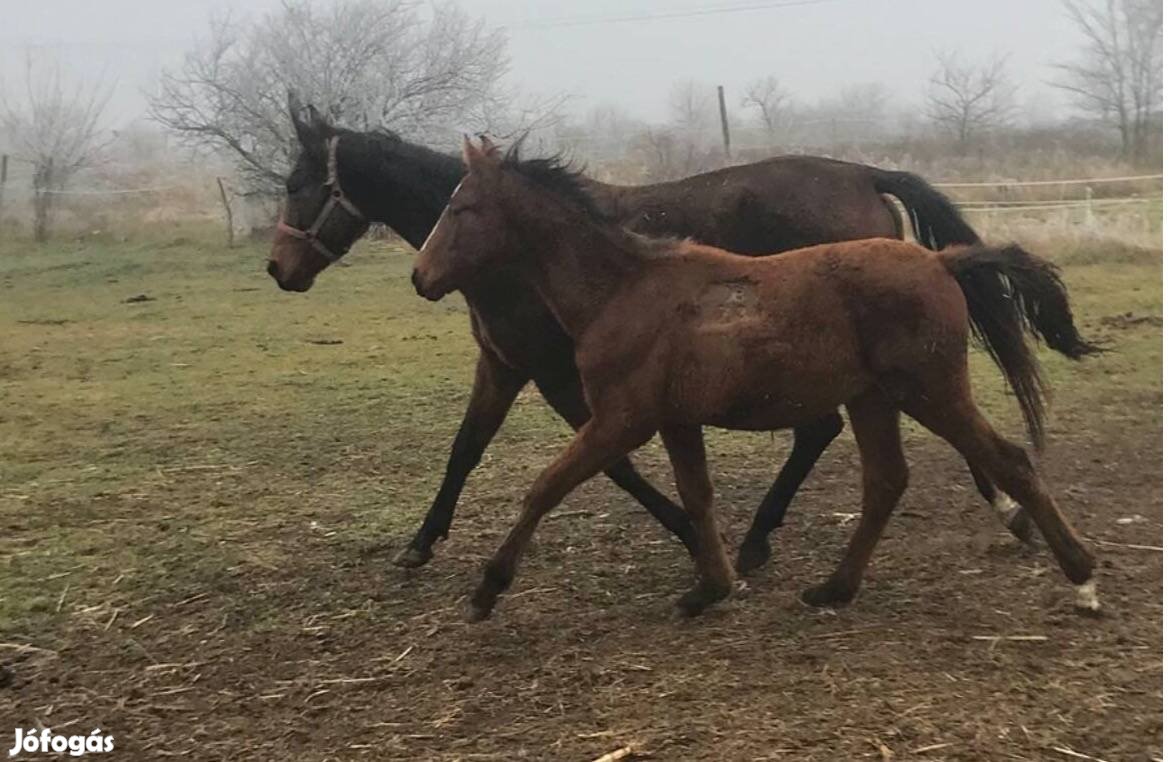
<box><xmin>668</xmin><ymin>322</ymin><xmax>866</xmax><ymax>430</ymax></box>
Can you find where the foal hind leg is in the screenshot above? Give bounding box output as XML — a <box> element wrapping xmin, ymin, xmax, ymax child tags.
<box><xmin>803</xmin><ymin>392</ymin><xmax>908</xmax><ymax>607</ymax></box>
<box><xmin>905</xmin><ymin>394</ymin><xmax>1098</xmax><ymax>611</ymax></box>
<box><xmin>736</xmin><ymin>412</ymin><xmax>844</xmax><ymax>575</ymax></box>
<box><xmin>535</xmin><ymin>375</ymin><xmax>698</xmax><ymax>554</ymax></box>
<box><xmin>659</xmin><ymin>425</ymin><xmax>736</xmax><ymax>617</ymax></box>
<box><xmin>967</xmin><ymin>460</ymin><xmax>1035</xmax><ymax>544</ymax></box>
<box><xmin>468</xmin><ymin>419</ymin><xmax>654</xmax><ymax>621</ymax></box>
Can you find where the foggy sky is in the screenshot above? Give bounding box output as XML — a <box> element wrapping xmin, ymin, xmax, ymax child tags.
<box><xmin>0</xmin><ymin>0</ymin><xmax>1086</xmax><ymax>127</ymax></box>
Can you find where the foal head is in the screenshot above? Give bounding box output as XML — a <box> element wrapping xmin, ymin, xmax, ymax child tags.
<box><xmin>267</xmin><ymin>95</ymin><xmax>369</xmax><ymax>292</ymax></box>
<box><xmin>412</xmin><ymin>136</ymin><xmax>601</xmax><ymax>300</ymax></box>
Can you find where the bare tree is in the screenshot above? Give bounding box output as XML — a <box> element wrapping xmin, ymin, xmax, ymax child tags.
<box><xmin>741</xmin><ymin>75</ymin><xmax>790</xmax><ymax>135</ymax></box>
<box><xmin>1054</xmin><ymin>0</ymin><xmax>1162</xmax><ymax>162</ymax></box>
<box><xmin>925</xmin><ymin>51</ymin><xmax>1017</xmax><ymax>150</ymax></box>
<box><xmin>149</xmin><ymin>0</ymin><xmax>511</xmax><ymax>195</ymax></box>
<box><xmin>0</xmin><ymin>55</ymin><xmax>112</xmax><ymax>241</ymax></box>
<box><xmin>669</xmin><ymin>79</ymin><xmax>716</xmax><ymax>134</ymax></box>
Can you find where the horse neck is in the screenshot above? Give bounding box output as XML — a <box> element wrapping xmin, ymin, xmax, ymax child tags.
<box><xmin>510</xmin><ymin>204</ymin><xmax>645</xmax><ymax>339</ymax></box>
<box><xmin>578</xmin><ymin>176</ymin><xmax>667</xmax><ymax>220</ymax></box>
<box><xmin>337</xmin><ymin>133</ymin><xmax>464</xmax><ymax>250</ymax></box>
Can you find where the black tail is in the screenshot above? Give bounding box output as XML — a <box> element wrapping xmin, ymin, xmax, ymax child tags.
<box><xmin>942</xmin><ymin>244</ymin><xmax>1102</xmax><ymax>447</ymax></box>
<box><xmin>872</xmin><ymin>168</ymin><xmax>981</xmax><ymax>249</ymax></box>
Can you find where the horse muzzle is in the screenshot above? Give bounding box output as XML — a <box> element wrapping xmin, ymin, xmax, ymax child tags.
<box><xmin>267</xmin><ymin>259</ymin><xmax>314</xmax><ymax>293</ymax></box>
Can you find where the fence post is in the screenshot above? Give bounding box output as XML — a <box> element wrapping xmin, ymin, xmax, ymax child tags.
<box><xmin>1083</xmin><ymin>185</ymin><xmax>1094</xmax><ymax>228</ymax></box>
<box><xmin>216</xmin><ymin>177</ymin><xmax>235</xmax><ymax>249</ymax></box>
<box><xmin>716</xmin><ymin>85</ymin><xmax>731</xmax><ymax>161</ymax></box>
<box><xmin>0</xmin><ymin>154</ymin><xmax>7</xmax><ymax>231</ymax></box>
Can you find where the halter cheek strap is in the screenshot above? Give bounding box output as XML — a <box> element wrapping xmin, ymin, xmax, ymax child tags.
<box><xmin>276</xmin><ymin>135</ymin><xmax>368</xmax><ymax>262</ymax></box>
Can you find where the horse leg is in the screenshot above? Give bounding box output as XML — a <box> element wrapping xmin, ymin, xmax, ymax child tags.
<box><xmin>967</xmin><ymin>460</ymin><xmax>1036</xmax><ymax>544</ymax></box>
<box><xmin>802</xmin><ymin>392</ymin><xmax>907</xmax><ymax>607</ymax></box>
<box><xmin>393</xmin><ymin>350</ymin><xmax>528</xmax><ymax>568</ymax></box>
<box><xmin>659</xmin><ymin>425</ymin><xmax>736</xmax><ymax>617</ymax></box>
<box><xmin>534</xmin><ymin>375</ymin><xmax>698</xmax><ymax>555</ymax></box>
<box><xmin>736</xmin><ymin>412</ymin><xmax>844</xmax><ymax>575</ymax></box>
<box><xmin>905</xmin><ymin>393</ymin><xmax>1098</xmax><ymax>611</ymax></box>
<box><xmin>468</xmin><ymin>419</ymin><xmax>654</xmax><ymax>621</ymax></box>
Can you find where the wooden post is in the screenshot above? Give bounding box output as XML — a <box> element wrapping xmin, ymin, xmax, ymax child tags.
<box><xmin>717</xmin><ymin>85</ymin><xmax>731</xmax><ymax>160</ymax></box>
<box><xmin>33</xmin><ymin>157</ymin><xmax>52</xmax><ymax>243</ymax></box>
<box><xmin>0</xmin><ymin>154</ymin><xmax>7</xmax><ymax>230</ymax></box>
<box><xmin>216</xmin><ymin>177</ymin><xmax>235</xmax><ymax>248</ymax></box>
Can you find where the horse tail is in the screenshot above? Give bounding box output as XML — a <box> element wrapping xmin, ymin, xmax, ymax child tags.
<box><xmin>871</xmin><ymin>168</ymin><xmax>981</xmax><ymax>249</ymax></box>
<box><xmin>941</xmin><ymin>243</ymin><xmax>1102</xmax><ymax>447</ymax></box>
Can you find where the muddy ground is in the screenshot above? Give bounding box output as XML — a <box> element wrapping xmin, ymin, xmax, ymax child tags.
<box><xmin>1</xmin><ymin>236</ymin><xmax>1161</xmax><ymax>760</ymax></box>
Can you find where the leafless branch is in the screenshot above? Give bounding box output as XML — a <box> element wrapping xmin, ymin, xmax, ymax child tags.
<box><xmin>925</xmin><ymin>50</ymin><xmax>1017</xmax><ymax>150</ymax></box>
<box><xmin>0</xmin><ymin>52</ymin><xmax>113</xmax><ymax>241</ymax></box>
<box><xmin>148</xmin><ymin>0</ymin><xmax>512</xmax><ymax>196</ymax></box>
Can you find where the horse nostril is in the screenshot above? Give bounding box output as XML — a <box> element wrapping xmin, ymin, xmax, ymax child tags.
<box><xmin>410</xmin><ymin>269</ymin><xmax>421</xmax><ymax>292</ymax></box>
<box><xmin>266</xmin><ymin>260</ymin><xmax>279</xmax><ymax>278</ymax></box>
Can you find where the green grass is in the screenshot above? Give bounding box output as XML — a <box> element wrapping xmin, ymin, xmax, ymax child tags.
<box><xmin>0</xmin><ymin>229</ymin><xmax>1161</xmax><ymax>635</ymax></box>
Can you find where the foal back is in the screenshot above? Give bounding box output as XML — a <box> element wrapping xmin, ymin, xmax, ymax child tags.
<box><xmin>587</xmin><ymin>239</ymin><xmax>969</xmax><ymax>432</ymax></box>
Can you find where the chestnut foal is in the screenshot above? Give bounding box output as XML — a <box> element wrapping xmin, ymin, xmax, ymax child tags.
<box><xmin>413</xmin><ymin>138</ymin><xmax>1101</xmax><ymax>621</ymax></box>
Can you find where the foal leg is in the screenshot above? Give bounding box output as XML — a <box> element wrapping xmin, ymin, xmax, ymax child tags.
<box><xmin>468</xmin><ymin>420</ymin><xmax>654</xmax><ymax>621</ymax></box>
<box><xmin>659</xmin><ymin>425</ymin><xmax>736</xmax><ymax>617</ymax></box>
<box><xmin>906</xmin><ymin>395</ymin><xmax>1098</xmax><ymax>611</ymax></box>
<box><xmin>967</xmin><ymin>460</ymin><xmax>1036</xmax><ymax>544</ymax></box>
<box><xmin>802</xmin><ymin>393</ymin><xmax>908</xmax><ymax>607</ymax></box>
<box><xmin>394</xmin><ymin>351</ymin><xmax>527</xmax><ymax>568</ymax></box>
<box><xmin>535</xmin><ymin>375</ymin><xmax>698</xmax><ymax>554</ymax></box>
<box><xmin>736</xmin><ymin>412</ymin><xmax>844</xmax><ymax>574</ymax></box>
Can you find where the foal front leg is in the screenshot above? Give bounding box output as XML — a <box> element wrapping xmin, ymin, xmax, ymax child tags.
<box><xmin>660</xmin><ymin>425</ymin><xmax>736</xmax><ymax>617</ymax></box>
<box><xmin>394</xmin><ymin>350</ymin><xmax>528</xmax><ymax>568</ymax></box>
<box><xmin>535</xmin><ymin>374</ymin><xmax>698</xmax><ymax>554</ymax></box>
<box><xmin>468</xmin><ymin>420</ymin><xmax>654</xmax><ymax>621</ymax></box>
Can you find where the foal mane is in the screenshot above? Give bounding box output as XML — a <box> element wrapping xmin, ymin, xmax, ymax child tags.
<box><xmin>501</xmin><ymin>145</ymin><xmax>610</xmax><ymax>224</ymax></box>
<box><xmin>500</xmin><ymin>145</ymin><xmax>680</xmax><ymax>258</ymax></box>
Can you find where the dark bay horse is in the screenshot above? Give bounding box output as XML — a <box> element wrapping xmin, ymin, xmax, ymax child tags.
<box><xmin>267</xmin><ymin>101</ymin><xmax>1033</xmax><ymax>574</ymax></box>
<box><xmin>411</xmin><ymin>138</ymin><xmax>1101</xmax><ymax>620</ymax></box>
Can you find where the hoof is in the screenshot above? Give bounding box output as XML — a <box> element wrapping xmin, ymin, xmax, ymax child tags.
<box><xmin>675</xmin><ymin>581</ymin><xmax>731</xmax><ymax>618</ymax></box>
<box><xmin>467</xmin><ymin>586</ymin><xmax>499</xmax><ymax>622</ymax></box>
<box><xmin>465</xmin><ymin>601</ymin><xmax>494</xmax><ymax>623</ymax></box>
<box><xmin>392</xmin><ymin>544</ymin><xmax>434</xmax><ymax>569</ymax></box>
<box><xmin>1005</xmin><ymin>507</ymin><xmax>1037</xmax><ymax>546</ymax></box>
<box><xmin>800</xmin><ymin>578</ymin><xmax>857</xmax><ymax>608</ymax></box>
<box><xmin>734</xmin><ymin>537</ymin><xmax>771</xmax><ymax>575</ymax></box>
<box><xmin>1073</xmin><ymin>579</ymin><xmax>1102</xmax><ymax>616</ymax></box>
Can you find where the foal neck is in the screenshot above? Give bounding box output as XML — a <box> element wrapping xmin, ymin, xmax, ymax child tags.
<box><xmin>337</xmin><ymin>131</ymin><xmax>464</xmax><ymax>250</ymax></box>
<box><xmin>508</xmin><ymin>198</ymin><xmax>648</xmax><ymax>339</ymax></box>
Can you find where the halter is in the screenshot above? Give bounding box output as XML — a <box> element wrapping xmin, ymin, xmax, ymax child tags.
<box><xmin>276</xmin><ymin>135</ymin><xmax>367</xmax><ymax>262</ymax></box>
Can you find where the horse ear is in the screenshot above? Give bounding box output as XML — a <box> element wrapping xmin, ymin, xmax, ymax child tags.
<box><xmin>288</xmin><ymin>92</ymin><xmax>319</xmax><ymax>150</ymax></box>
<box><xmin>306</xmin><ymin>104</ymin><xmax>332</xmax><ymax>136</ymax></box>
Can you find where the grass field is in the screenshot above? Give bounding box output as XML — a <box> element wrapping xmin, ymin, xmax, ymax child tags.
<box><xmin>1</xmin><ymin>227</ymin><xmax>1162</xmax><ymax>759</ymax></box>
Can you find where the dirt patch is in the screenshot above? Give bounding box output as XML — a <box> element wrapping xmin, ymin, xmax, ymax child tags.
<box><xmin>1099</xmin><ymin>312</ymin><xmax>1163</xmax><ymax>330</ymax></box>
<box><xmin>4</xmin><ymin>410</ymin><xmax>1161</xmax><ymax>761</ymax></box>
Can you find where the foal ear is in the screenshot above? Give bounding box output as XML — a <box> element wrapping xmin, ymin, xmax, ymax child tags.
<box><xmin>478</xmin><ymin>134</ymin><xmax>501</xmax><ymax>158</ymax></box>
<box><xmin>462</xmin><ymin>134</ymin><xmax>494</xmax><ymax>173</ymax></box>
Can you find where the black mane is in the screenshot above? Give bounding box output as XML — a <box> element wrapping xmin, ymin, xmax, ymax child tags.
<box><xmin>501</xmin><ymin>145</ymin><xmax>609</xmax><ymax>223</ymax></box>
<box><xmin>337</xmin><ymin>126</ymin><xmax>465</xmax><ymax>195</ymax></box>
